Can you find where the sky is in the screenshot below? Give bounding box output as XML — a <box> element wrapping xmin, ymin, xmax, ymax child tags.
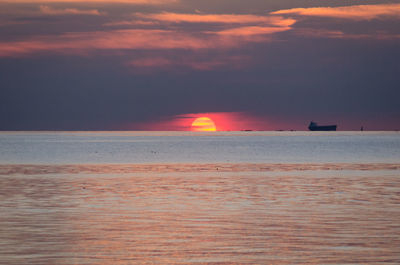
<box><xmin>0</xmin><ymin>0</ymin><xmax>399</xmax><ymax>131</ymax></box>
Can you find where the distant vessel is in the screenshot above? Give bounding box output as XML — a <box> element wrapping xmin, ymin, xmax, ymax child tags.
<box><xmin>308</xmin><ymin>121</ymin><xmax>337</xmax><ymax>131</ymax></box>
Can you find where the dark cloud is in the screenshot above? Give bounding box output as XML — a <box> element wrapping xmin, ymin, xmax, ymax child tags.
<box><xmin>0</xmin><ymin>1</ymin><xmax>399</xmax><ymax>130</ymax></box>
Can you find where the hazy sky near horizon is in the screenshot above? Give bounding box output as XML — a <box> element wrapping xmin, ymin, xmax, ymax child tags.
<box><xmin>0</xmin><ymin>0</ymin><xmax>399</xmax><ymax>130</ymax></box>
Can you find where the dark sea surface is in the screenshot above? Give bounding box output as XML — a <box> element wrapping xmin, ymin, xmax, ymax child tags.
<box><xmin>0</xmin><ymin>131</ymin><xmax>399</xmax><ymax>264</ymax></box>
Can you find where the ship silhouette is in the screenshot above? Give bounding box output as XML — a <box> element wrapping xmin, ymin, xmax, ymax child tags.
<box><xmin>308</xmin><ymin>121</ymin><xmax>337</xmax><ymax>131</ymax></box>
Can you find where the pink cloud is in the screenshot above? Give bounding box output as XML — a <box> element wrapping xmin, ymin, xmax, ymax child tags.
<box><xmin>213</xmin><ymin>25</ymin><xmax>293</xmax><ymax>36</ymax></box>
<box><xmin>0</xmin><ymin>21</ymin><xmax>28</xmax><ymax>27</ymax></box>
<box><xmin>104</xmin><ymin>20</ymin><xmax>159</xmax><ymax>27</ymax></box>
<box><xmin>272</xmin><ymin>3</ymin><xmax>400</xmax><ymax>20</ymax></box>
<box><xmin>294</xmin><ymin>28</ymin><xmax>400</xmax><ymax>40</ymax></box>
<box><xmin>0</xmin><ymin>29</ymin><xmax>225</xmax><ymax>57</ymax></box>
<box><xmin>129</xmin><ymin>57</ymin><xmax>172</xmax><ymax>68</ymax></box>
<box><xmin>134</xmin><ymin>12</ymin><xmax>293</xmax><ymax>25</ymax></box>
<box><xmin>103</xmin><ymin>13</ymin><xmax>296</xmax><ymax>46</ymax></box>
<box><xmin>185</xmin><ymin>56</ymin><xmax>248</xmax><ymax>71</ymax></box>
<box><xmin>0</xmin><ymin>15</ymin><xmax>294</xmax><ymax>58</ymax></box>
<box><xmin>106</xmin><ymin>13</ymin><xmax>296</xmax><ymax>33</ymax></box>
<box><xmin>0</xmin><ymin>9</ymin><xmax>296</xmax><ymax>71</ymax></box>
<box><xmin>39</xmin><ymin>5</ymin><xmax>103</xmax><ymax>16</ymax></box>
<box><xmin>128</xmin><ymin>55</ymin><xmax>250</xmax><ymax>71</ymax></box>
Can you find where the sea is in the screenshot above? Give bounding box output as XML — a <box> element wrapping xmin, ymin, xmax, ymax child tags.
<box><xmin>0</xmin><ymin>131</ymin><xmax>399</xmax><ymax>264</ymax></box>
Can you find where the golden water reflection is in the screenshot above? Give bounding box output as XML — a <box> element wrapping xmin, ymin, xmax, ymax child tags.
<box><xmin>1</xmin><ymin>165</ymin><xmax>400</xmax><ymax>264</ymax></box>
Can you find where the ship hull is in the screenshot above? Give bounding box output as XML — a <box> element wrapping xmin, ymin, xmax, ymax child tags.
<box><xmin>309</xmin><ymin>125</ymin><xmax>337</xmax><ymax>131</ymax></box>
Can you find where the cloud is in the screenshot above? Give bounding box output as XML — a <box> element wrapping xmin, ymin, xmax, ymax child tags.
<box><xmin>213</xmin><ymin>25</ymin><xmax>293</xmax><ymax>36</ymax></box>
<box><xmin>0</xmin><ymin>9</ymin><xmax>296</xmax><ymax>71</ymax></box>
<box><xmin>103</xmin><ymin>13</ymin><xmax>296</xmax><ymax>43</ymax></box>
<box><xmin>104</xmin><ymin>20</ymin><xmax>159</xmax><ymax>27</ymax></box>
<box><xmin>39</xmin><ymin>5</ymin><xmax>102</xmax><ymax>16</ymax></box>
<box><xmin>104</xmin><ymin>12</ymin><xmax>296</xmax><ymax>37</ymax></box>
<box><xmin>0</xmin><ymin>21</ymin><xmax>27</xmax><ymax>27</ymax></box>
<box><xmin>134</xmin><ymin>12</ymin><xmax>292</xmax><ymax>25</ymax></box>
<box><xmin>269</xmin><ymin>4</ymin><xmax>400</xmax><ymax>40</ymax></box>
<box><xmin>292</xmin><ymin>28</ymin><xmax>400</xmax><ymax>40</ymax></box>
<box><xmin>272</xmin><ymin>3</ymin><xmax>400</xmax><ymax>20</ymax></box>
<box><xmin>129</xmin><ymin>57</ymin><xmax>172</xmax><ymax>68</ymax></box>
<box><xmin>0</xmin><ymin>13</ymin><xmax>295</xmax><ymax>58</ymax></box>
<box><xmin>0</xmin><ymin>29</ymin><xmax>221</xmax><ymax>57</ymax></box>
<box><xmin>128</xmin><ymin>54</ymin><xmax>250</xmax><ymax>71</ymax></box>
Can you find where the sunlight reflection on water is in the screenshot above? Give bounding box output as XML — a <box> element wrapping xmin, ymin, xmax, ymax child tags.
<box><xmin>1</xmin><ymin>164</ymin><xmax>399</xmax><ymax>264</ymax></box>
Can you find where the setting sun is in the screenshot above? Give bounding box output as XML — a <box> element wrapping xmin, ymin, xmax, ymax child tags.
<box><xmin>191</xmin><ymin>117</ymin><xmax>217</xmax><ymax>131</ymax></box>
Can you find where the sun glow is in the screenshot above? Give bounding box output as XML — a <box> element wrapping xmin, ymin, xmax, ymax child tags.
<box><xmin>191</xmin><ymin>117</ymin><xmax>217</xmax><ymax>131</ymax></box>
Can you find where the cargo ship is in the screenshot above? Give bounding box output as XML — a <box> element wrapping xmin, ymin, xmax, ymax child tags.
<box><xmin>308</xmin><ymin>121</ymin><xmax>337</xmax><ymax>131</ymax></box>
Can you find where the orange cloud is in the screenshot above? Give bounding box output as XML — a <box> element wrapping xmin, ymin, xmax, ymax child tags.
<box><xmin>39</xmin><ymin>5</ymin><xmax>102</xmax><ymax>16</ymax></box>
<box><xmin>272</xmin><ymin>3</ymin><xmax>400</xmax><ymax>20</ymax></box>
<box><xmin>135</xmin><ymin>12</ymin><xmax>292</xmax><ymax>25</ymax></box>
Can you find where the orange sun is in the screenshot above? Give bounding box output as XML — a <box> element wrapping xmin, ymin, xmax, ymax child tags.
<box><xmin>191</xmin><ymin>117</ymin><xmax>217</xmax><ymax>131</ymax></box>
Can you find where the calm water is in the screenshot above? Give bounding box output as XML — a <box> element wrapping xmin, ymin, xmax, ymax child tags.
<box><xmin>0</xmin><ymin>131</ymin><xmax>399</xmax><ymax>164</ymax></box>
<box><xmin>1</xmin><ymin>132</ymin><xmax>400</xmax><ymax>264</ymax></box>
